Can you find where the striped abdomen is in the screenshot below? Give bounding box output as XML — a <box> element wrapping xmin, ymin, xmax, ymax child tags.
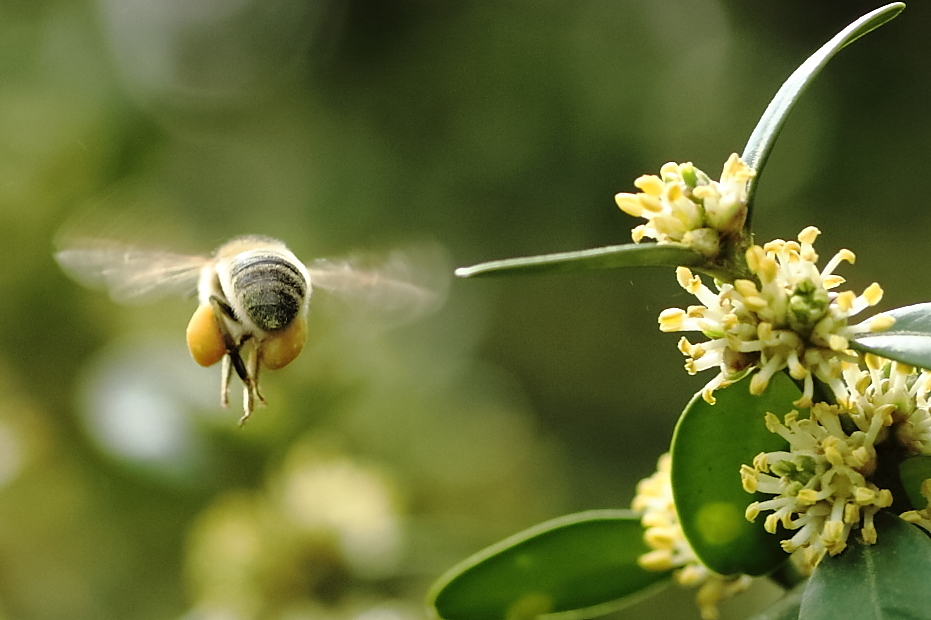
<box><xmin>228</xmin><ymin>250</ymin><xmax>308</xmax><ymax>332</ymax></box>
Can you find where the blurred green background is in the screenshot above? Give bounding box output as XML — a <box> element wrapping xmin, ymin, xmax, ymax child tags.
<box><xmin>0</xmin><ymin>1</ymin><xmax>928</xmax><ymax>619</ymax></box>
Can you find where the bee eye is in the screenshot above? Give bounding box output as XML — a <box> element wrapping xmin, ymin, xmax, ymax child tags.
<box><xmin>260</xmin><ymin>315</ymin><xmax>308</xmax><ymax>370</ymax></box>
<box><xmin>186</xmin><ymin>303</ymin><xmax>227</xmax><ymax>367</ymax></box>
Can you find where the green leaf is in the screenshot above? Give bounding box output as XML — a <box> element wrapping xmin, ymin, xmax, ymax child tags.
<box><xmin>741</xmin><ymin>3</ymin><xmax>904</xmax><ymax>221</ymax></box>
<box><xmin>454</xmin><ymin>243</ymin><xmax>704</xmax><ymax>278</ymax></box>
<box><xmin>898</xmin><ymin>455</ymin><xmax>931</xmax><ymax>510</ymax></box>
<box><xmin>850</xmin><ymin>303</ymin><xmax>931</xmax><ymax>370</ymax></box>
<box><xmin>427</xmin><ymin>510</ymin><xmax>670</xmax><ymax>620</ymax></box>
<box><xmin>670</xmin><ymin>372</ymin><xmax>802</xmax><ymax>576</ymax></box>
<box><xmin>798</xmin><ymin>512</ymin><xmax>931</xmax><ymax>620</ymax></box>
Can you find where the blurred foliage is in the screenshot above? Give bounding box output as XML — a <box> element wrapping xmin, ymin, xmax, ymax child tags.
<box><xmin>0</xmin><ymin>1</ymin><xmax>928</xmax><ymax>619</ymax></box>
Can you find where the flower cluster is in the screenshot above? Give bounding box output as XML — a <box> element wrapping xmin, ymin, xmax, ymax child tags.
<box><xmin>635</xmin><ymin>453</ymin><xmax>752</xmax><ymax>620</ymax></box>
<box><xmin>614</xmin><ymin>153</ymin><xmax>754</xmax><ymax>257</ymax></box>
<box><xmin>735</xmin><ymin>352</ymin><xmax>931</xmax><ymax>572</ymax></box>
<box><xmin>842</xmin><ymin>355</ymin><xmax>931</xmax><ymax>456</ymax></box>
<box><xmin>608</xmin><ymin>135</ymin><xmax>931</xmax><ymax>612</ymax></box>
<box><xmin>659</xmin><ymin>227</ymin><xmax>894</xmax><ymax>406</ymax></box>
<box><xmin>740</xmin><ymin>402</ymin><xmax>893</xmax><ymax>571</ymax></box>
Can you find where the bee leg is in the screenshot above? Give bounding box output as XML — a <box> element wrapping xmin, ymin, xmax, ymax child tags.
<box><xmin>238</xmin><ymin>345</ymin><xmax>266</xmax><ymax>426</ymax></box>
<box><xmin>249</xmin><ymin>346</ymin><xmax>266</xmax><ymax>404</ymax></box>
<box><xmin>220</xmin><ymin>354</ymin><xmax>231</xmax><ymax>408</ymax></box>
<box><xmin>240</xmin><ymin>385</ymin><xmax>253</xmax><ymax>425</ymax></box>
<box><xmin>209</xmin><ymin>296</ymin><xmax>253</xmax><ymax>412</ymax></box>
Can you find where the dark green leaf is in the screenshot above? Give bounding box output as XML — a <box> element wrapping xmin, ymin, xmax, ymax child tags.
<box><xmin>671</xmin><ymin>372</ymin><xmax>802</xmax><ymax>576</ymax></box>
<box><xmin>454</xmin><ymin>243</ymin><xmax>704</xmax><ymax>278</ymax></box>
<box><xmin>898</xmin><ymin>455</ymin><xmax>931</xmax><ymax>510</ymax></box>
<box><xmin>427</xmin><ymin>510</ymin><xmax>670</xmax><ymax>620</ymax></box>
<box><xmin>741</xmin><ymin>3</ymin><xmax>904</xmax><ymax>221</ymax></box>
<box><xmin>798</xmin><ymin>512</ymin><xmax>931</xmax><ymax>620</ymax></box>
<box><xmin>851</xmin><ymin>303</ymin><xmax>931</xmax><ymax>370</ymax></box>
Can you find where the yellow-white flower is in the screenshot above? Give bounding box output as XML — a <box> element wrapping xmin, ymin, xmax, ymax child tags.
<box><xmin>741</xmin><ymin>403</ymin><xmax>893</xmax><ymax>572</ymax></box>
<box><xmin>659</xmin><ymin>227</ymin><xmax>894</xmax><ymax>406</ymax></box>
<box><xmin>741</xmin><ymin>356</ymin><xmax>931</xmax><ymax>570</ymax></box>
<box><xmin>615</xmin><ymin>153</ymin><xmax>754</xmax><ymax>257</ymax></box>
<box><xmin>635</xmin><ymin>453</ymin><xmax>752</xmax><ymax>620</ymax></box>
<box><xmin>842</xmin><ymin>355</ymin><xmax>931</xmax><ymax>456</ymax></box>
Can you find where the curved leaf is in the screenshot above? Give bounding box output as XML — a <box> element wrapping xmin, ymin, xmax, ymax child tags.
<box><xmin>741</xmin><ymin>3</ymin><xmax>904</xmax><ymax>221</ymax></box>
<box><xmin>851</xmin><ymin>302</ymin><xmax>931</xmax><ymax>370</ymax></box>
<box><xmin>898</xmin><ymin>455</ymin><xmax>931</xmax><ymax>510</ymax></box>
<box><xmin>427</xmin><ymin>510</ymin><xmax>670</xmax><ymax>620</ymax></box>
<box><xmin>671</xmin><ymin>372</ymin><xmax>802</xmax><ymax>576</ymax></box>
<box><xmin>798</xmin><ymin>512</ymin><xmax>931</xmax><ymax>620</ymax></box>
<box><xmin>454</xmin><ymin>243</ymin><xmax>704</xmax><ymax>278</ymax></box>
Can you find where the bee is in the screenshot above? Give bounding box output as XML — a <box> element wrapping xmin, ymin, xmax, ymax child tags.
<box><xmin>55</xmin><ymin>234</ymin><xmax>447</xmax><ymax>424</ymax></box>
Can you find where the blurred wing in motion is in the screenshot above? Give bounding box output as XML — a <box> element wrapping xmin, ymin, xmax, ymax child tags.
<box><xmin>55</xmin><ymin>238</ymin><xmax>208</xmax><ymax>304</ymax></box>
<box><xmin>305</xmin><ymin>243</ymin><xmax>452</xmax><ymax>325</ymax></box>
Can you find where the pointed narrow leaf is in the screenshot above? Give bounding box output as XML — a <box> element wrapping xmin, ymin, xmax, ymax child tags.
<box><xmin>898</xmin><ymin>455</ymin><xmax>931</xmax><ymax>510</ymax></box>
<box><xmin>670</xmin><ymin>372</ymin><xmax>802</xmax><ymax>576</ymax></box>
<box><xmin>741</xmin><ymin>3</ymin><xmax>904</xmax><ymax>219</ymax></box>
<box><xmin>851</xmin><ymin>302</ymin><xmax>931</xmax><ymax>370</ymax></box>
<box><xmin>798</xmin><ymin>512</ymin><xmax>931</xmax><ymax>620</ymax></box>
<box><xmin>455</xmin><ymin>243</ymin><xmax>704</xmax><ymax>278</ymax></box>
<box><xmin>427</xmin><ymin>510</ymin><xmax>670</xmax><ymax>620</ymax></box>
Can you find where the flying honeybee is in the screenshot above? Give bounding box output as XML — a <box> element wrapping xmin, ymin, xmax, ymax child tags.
<box><xmin>55</xmin><ymin>234</ymin><xmax>447</xmax><ymax>424</ymax></box>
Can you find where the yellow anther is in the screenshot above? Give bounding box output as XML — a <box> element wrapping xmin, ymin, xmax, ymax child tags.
<box><xmin>834</xmin><ymin>291</ymin><xmax>856</xmax><ymax>312</ymax></box>
<box><xmin>798</xmin><ymin>226</ymin><xmax>821</xmax><ymax>245</ymax></box>
<box><xmin>868</xmin><ymin>315</ymin><xmax>895</xmax><ymax>332</ymax></box>
<box><xmin>614</xmin><ymin>193</ymin><xmax>645</xmax><ymax>217</ymax></box>
<box><xmin>633</xmin><ymin>174</ymin><xmax>665</xmax><ymax>196</ymax></box>
<box><xmin>822</xmin><ymin>275</ymin><xmax>845</xmax><ymax>289</ymax></box>
<box><xmin>763</xmin><ymin>514</ymin><xmax>780</xmax><ymax>534</ymax></box>
<box><xmin>638</xmin><ymin>193</ymin><xmax>664</xmax><ymax>214</ymax></box>
<box><xmin>665</xmin><ymin>183</ymin><xmax>683</xmax><ymax>202</ymax></box>
<box><xmin>659</xmin><ymin>308</ymin><xmax>686</xmax><ymax>332</ymax></box>
<box><xmin>631</xmin><ymin>225</ymin><xmax>647</xmax><ymax>243</ymax></box>
<box><xmin>733</xmin><ymin>279</ymin><xmax>759</xmax><ymax>298</ymax></box>
<box><xmin>638</xmin><ymin>549</ymin><xmax>675</xmax><ymax>572</ymax></box>
<box><xmin>836</xmin><ymin>249</ymin><xmax>856</xmax><ymax>265</ymax></box>
<box><xmin>854</xmin><ymin>487</ymin><xmax>876</xmax><ymax>505</ymax></box>
<box><xmin>740</xmin><ymin>465</ymin><xmax>758</xmax><ymax>493</ymax></box>
<box><xmin>796</xmin><ymin>489</ymin><xmax>818</xmax><ymax>505</ymax></box>
<box><xmin>676</xmin><ymin>266</ymin><xmax>694</xmax><ymax>289</ymax></box>
<box><xmin>659</xmin><ymin>161</ymin><xmax>680</xmax><ymax>177</ymax></box>
<box><xmin>862</xmin><ymin>282</ymin><xmax>883</xmax><ymax>306</ymax></box>
<box><xmin>864</xmin><ymin>353</ymin><xmax>884</xmax><ymax>371</ymax></box>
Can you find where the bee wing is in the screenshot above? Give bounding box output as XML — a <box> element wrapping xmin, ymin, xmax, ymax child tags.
<box><xmin>55</xmin><ymin>238</ymin><xmax>209</xmax><ymax>304</ymax></box>
<box><xmin>305</xmin><ymin>244</ymin><xmax>451</xmax><ymax>325</ymax></box>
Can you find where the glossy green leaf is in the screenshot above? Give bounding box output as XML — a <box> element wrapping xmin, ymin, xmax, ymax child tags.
<box><xmin>741</xmin><ymin>3</ymin><xmax>904</xmax><ymax>221</ymax></box>
<box><xmin>851</xmin><ymin>303</ymin><xmax>931</xmax><ymax>370</ymax></box>
<box><xmin>898</xmin><ymin>455</ymin><xmax>931</xmax><ymax>510</ymax></box>
<box><xmin>670</xmin><ymin>372</ymin><xmax>802</xmax><ymax>576</ymax></box>
<box><xmin>454</xmin><ymin>243</ymin><xmax>704</xmax><ymax>278</ymax></box>
<box><xmin>427</xmin><ymin>510</ymin><xmax>670</xmax><ymax>620</ymax></box>
<box><xmin>798</xmin><ymin>512</ymin><xmax>931</xmax><ymax>620</ymax></box>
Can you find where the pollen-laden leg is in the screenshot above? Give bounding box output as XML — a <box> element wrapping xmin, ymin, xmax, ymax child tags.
<box><xmin>209</xmin><ymin>295</ymin><xmax>253</xmax><ymax>414</ymax></box>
